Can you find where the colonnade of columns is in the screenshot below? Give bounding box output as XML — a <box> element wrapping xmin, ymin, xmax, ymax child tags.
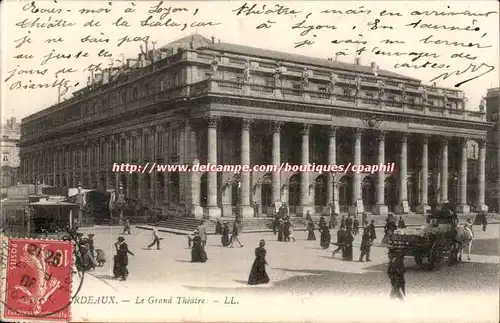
<box><xmin>198</xmin><ymin>117</ymin><xmax>489</xmax><ymax>219</ymax></box>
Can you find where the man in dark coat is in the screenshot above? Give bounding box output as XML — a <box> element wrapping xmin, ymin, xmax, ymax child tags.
<box><xmin>353</xmin><ymin>216</ymin><xmax>360</xmax><ymax>235</ymax></box>
<box><xmin>343</xmin><ymin>229</ymin><xmax>354</xmax><ymax>261</ymax></box>
<box><xmin>332</xmin><ymin>226</ymin><xmax>346</xmax><ymax>257</ymax></box>
<box><xmin>369</xmin><ymin>219</ymin><xmax>377</xmax><ymax>243</ymax></box>
<box><xmin>359</xmin><ymin>226</ymin><xmax>371</xmax><ymax>262</ymax></box>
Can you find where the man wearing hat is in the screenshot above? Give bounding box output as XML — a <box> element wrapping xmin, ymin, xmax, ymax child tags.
<box><xmin>197</xmin><ymin>221</ymin><xmax>208</xmax><ymax>248</ymax></box>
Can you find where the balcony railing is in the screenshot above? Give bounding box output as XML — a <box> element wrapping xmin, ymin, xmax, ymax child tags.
<box><xmin>21</xmin><ymin>78</ymin><xmax>487</xmax><ymax>142</ymax></box>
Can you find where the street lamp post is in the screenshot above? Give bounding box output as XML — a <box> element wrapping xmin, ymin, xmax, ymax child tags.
<box><xmin>77</xmin><ymin>181</ymin><xmax>83</xmax><ymax>227</ymax></box>
<box><xmin>117</xmin><ymin>182</ymin><xmax>125</xmax><ymax>225</ymax></box>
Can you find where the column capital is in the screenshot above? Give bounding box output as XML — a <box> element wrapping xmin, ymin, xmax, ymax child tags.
<box><xmin>328</xmin><ymin>126</ymin><xmax>338</xmax><ymax>137</ymax></box>
<box><xmin>155</xmin><ymin>124</ymin><xmax>165</xmax><ymax>132</ymax></box>
<box><xmin>422</xmin><ymin>134</ymin><xmax>430</xmax><ymax>144</ymax></box>
<box><xmin>401</xmin><ymin>132</ymin><xmax>408</xmax><ymax>143</ymax></box>
<box><xmin>460</xmin><ymin>138</ymin><xmax>468</xmax><ymax>148</ymax></box>
<box><xmin>440</xmin><ymin>136</ymin><xmax>449</xmax><ymax>145</ymax></box>
<box><xmin>378</xmin><ymin>130</ymin><xmax>387</xmax><ymax>141</ymax></box>
<box><xmin>207</xmin><ymin>116</ymin><xmax>220</xmax><ymax>128</ymax></box>
<box><xmin>130</xmin><ymin>130</ymin><xmax>138</xmax><ymax>137</ymax></box>
<box><xmin>355</xmin><ymin>128</ymin><xmax>363</xmax><ymax>138</ymax></box>
<box><xmin>301</xmin><ymin>123</ymin><xmax>311</xmax><ymax>135</ymax></box>
<box><xmin>272</xmin><ymin>121</ymin><xmax>284</xmax><ymax>133</ymax></box>
<box><xmin>242</xmin><ymin>118</ymin><xmax>253</xmax><ymax>130</ymax></box>
<box><xmin>478</xmin><ymin>139</ymin><xmax>487</xmax><ymax>148</ymax></box>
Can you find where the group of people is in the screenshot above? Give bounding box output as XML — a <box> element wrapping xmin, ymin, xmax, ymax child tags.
<box><xmin>215</xmin><ymin>218</ymin><xmax>244</xmax><ymax>248</ymax></box>
<box><xmin>271</xmin><ymin>214</ymin><xmax>296</xmax><ymax>242</ymax></box>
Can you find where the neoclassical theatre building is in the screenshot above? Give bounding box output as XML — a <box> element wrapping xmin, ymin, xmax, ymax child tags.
<box><xmin>20</xmin><ymin>35</ymin><xmax>492</xmax><ymax>218</ymax></box>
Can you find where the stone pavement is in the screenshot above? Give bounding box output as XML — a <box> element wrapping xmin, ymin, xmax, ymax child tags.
<box><xmin>70</xmin><ymin>224</ymin><xmax>499</xmax><ymax>322</ymax></box>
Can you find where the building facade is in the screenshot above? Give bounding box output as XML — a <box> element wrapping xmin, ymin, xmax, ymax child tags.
<box><xmin>19</xmin><ymin>35</ymin><xmax>492</xmax><ymax>218</ymax></box>
<box><xmin>1</xmin><ymin>117</ymin><xmax>20</xmax><ymax>188</ymax></box>
<box><xmin>485</xmin><ymin>87</ymin><xmax>500</xmax><ymax>211</ymax></box>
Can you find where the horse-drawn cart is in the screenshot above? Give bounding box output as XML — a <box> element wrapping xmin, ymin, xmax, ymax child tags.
<box><xmin>384</xmin><ymin>204</ymin><xmax>472</xmax><ymax>270</ymax></box>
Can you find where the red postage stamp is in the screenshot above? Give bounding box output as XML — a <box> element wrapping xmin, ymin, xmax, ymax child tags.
<box><xmin>1</xmin><ymin>238</ymin><xmax>73</xmax><ymax>322</ymax></box>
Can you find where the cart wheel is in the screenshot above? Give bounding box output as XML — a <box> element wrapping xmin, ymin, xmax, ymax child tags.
<box><xmin>414</xmin><ymin>255</ymin><xmax>423</xmax><ymax>266</ymax></box>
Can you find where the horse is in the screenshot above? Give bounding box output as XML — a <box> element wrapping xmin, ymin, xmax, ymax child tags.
<box><xmin>453</xmin><ymin>224</ymin><xmax>474</xmax><ymax>262</ymax></box>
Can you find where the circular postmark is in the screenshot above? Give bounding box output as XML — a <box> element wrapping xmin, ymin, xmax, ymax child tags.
<box><xmin>1</xmin><ymin>228</ymin><xmax>86</xmax><ymax>320</ymax></box>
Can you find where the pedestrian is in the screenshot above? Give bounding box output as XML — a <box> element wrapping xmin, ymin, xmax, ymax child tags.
<box><xmin>288</xmin><ymin>222</ymin><xmax>296</xmax><ymax>242</ymax></box>
<box><xmin>230</xmin><ymin>220</ymin><xmax>243</xmax><ymax>247</ymax></box>
<box><xmin>277</xmin><ymin>218</ymin><xmax>284</xmax><ymax>242</ymax></box>
<box><xmin>306</xmin><ymin>219</ymin><xmax>316</xmax><ymax>240</ymax></box>
<box><xmin>283</xmin><ymin>219</ymin><xmax>291</xmax><ymax>242</ymax></box>
<box><xmin>359</xmin><ymin>226</ymin><xmax>372</xmax><ymax>262</ymax></box>
<box><xmin>319</xmin><ymin>222</ymin><xmax>331</xmax><ymax>249</ymax></box>
<box><xmin>346</xmin><ymin>215</ymin><xmax>354</xmax><ymax>234</ymax></box>
<box><xmin>191</xmin><ymin>230</ymin><xmax>208</xmax><ymax>263</ymax></box>
<box><xmin>398</xmin><ymin>216</ymin><xmax>406</xmax><ymax>229</ymax></box>
<box><xmin>353</xmin><ymin>216</ymin><xmax>360</xmax><ymax>235</ymax></box>
<box><xmin>147</xmin><ymin>227</ymin><xmax>161</xmax><ymax>250</ymax></box>
<box><xmin>387</xmin><ymin>251</ymin><xmax>406</xmax><ymax>300</ymax></box>
<box><xmin>343</xmin><ymin>229</ymin><xmax>354</xmax><ymax>261</ymax></box>
<box><xmin>87</xmin><ymin>233</ymin><xmax>95</xmax><ymax>258</ymax></box>
<box><xmin>362</xmin><ymin>213</ymin><xmax>368</xmax><ymax>227</ymax></box>
<box><xmin>481</xmin><ymin>212</ymin><xmax>488</xmax><ymax>231</ymax></box>
<box><xmin>305</xmin><ymin>210</ymin><xmax>312</xmax><ymax>222</ymax></box>
<box><xmin>272</xmin><ymin>214</ymin><xmax>280</xmax><ymax>235</ymax></box>
<box><xmin>122</xmin><ymin>218</ymin><xmax>131</xmax><ymax>235</ymax></box>
<box><xmin>188</xmin><ymin>230</ymin><xmax>196</xmax><ymax>248</ymax></box>
<box><xmin>332</xmin><ymin>226</ymin><xmax>346</xmax><ymax>257</ymax></box>
<box><xmin>340</xmin><ymin>215</ymin><xmax>346</xmax><ymax>228</ymax></box>
<box><xmin>215</xmin><ymin>219</ymin><xmax>223</xmax><ymax>235</ymax></box>
<box><xmin>369</xmin><ymin>219</ymin><xmax>377</xmax><ymax>243</ymax></box>
<box><xmin>248</xmin><ymin>239</ymin><xmax>270</xmax><ymax>285</ymax></box>
<box><xmin>221</xmin><ymin>221</ymin><xmax>231</xmax><ymax>247</ymax></box>
<box><xmin>197</xmin><ymin>221</ymin><xmax>207</xmax><ymax>248</ymax></box>
<box><xmin>114</xmin><ymin>236</ymin><xmax>134</xmax><ymax>281</ymax></box>
<box><xmin>330</xmin><ymin>213</ymin><xmax>337</xmax><ymax>229</ymax></box>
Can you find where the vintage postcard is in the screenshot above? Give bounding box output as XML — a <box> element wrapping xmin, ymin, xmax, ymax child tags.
<box><xmin>0</xmin><ymin>0</ymin><xmax>499</xmax><ymax>322</ymax></box>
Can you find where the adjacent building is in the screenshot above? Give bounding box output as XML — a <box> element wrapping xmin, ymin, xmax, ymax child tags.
<box><xmin>1</xmin><ymin>117</ymin><xmax>20</xmax><ymax>188</ymax></box>
<box><xmin>19</xmin><ymin>35</ymin><xmax>492</xmax><ymax>219</ymax></box>
<box><xmin>485</xmin><ymin>87</ymin><xmax>500</xmax><ymax>211</ymax></box>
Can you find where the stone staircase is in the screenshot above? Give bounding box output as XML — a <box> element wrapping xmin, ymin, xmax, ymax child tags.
<box><xmin>154</xmin><ymin>217</ymin><xmax>204</xmax><ymax>232</ymax></box>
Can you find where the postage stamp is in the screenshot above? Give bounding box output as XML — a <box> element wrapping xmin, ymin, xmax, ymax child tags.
<box><xmin>0</xmin><ymin>237</ymin><xmax>73</xmax><ymax>322</ymax></box>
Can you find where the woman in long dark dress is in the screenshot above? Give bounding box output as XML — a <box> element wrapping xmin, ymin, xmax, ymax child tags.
<box><xmin>114</xmin><ymin>236</ymin><xmax>134</xmax><ymax>281</ymax></box>
<box><xmin>277</xmin><ymin>219</ymin><xmax>284</xmax><ymax>241</ymax></box>
<box><xmin>221</xmin><ymin>222</ymin><xmax>231</xmax><ymax>247</ymax></box>
<box><xmin>248</xmin><ymin>239</ymin><xmax>270</xmax><ymax>285</ymax></box>
<box><xmin>319</xmin><ymin>223</ymin><xmax>331</xmax><ymax>249</ymax></box>
<box><xmin>191</xmin><ymin>231</ymin><xmax>208</xmax><ymax>263</ymax></box>
<box><xmin>306</xmin><ymin>220</ymin><xmax>316</xmax><ymax>240</ymax></box>
<box><xmin>343</xmin><ymin>230</ymin><xmax>354</xmax><ymax>261</ymax></box>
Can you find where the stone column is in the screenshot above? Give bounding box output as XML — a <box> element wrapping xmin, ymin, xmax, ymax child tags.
<box><xmin>271</xmin><ymin>121</ymin><xmax>283</xmax><ymax>213</ymax></box>
<box><xmin>374</xmin><ymin>131</ymin><xmax>388</xmax><ymax>215</ymax></box>
<box><xmin>456</xmin><ymin>138</ymin><xmax>470</xmax><ymax>213</ymax></box>
<box><xmin>349</xmin><ymin>129</ymin><xmax>363</xmax><ymax>215</ymax></box>
<box><xmin>298</xmin><ymin>124</ymin><xmax>313</xmax><ymax>217</ymax></box>
<box><xmin>440</xmin><ymin>137</ymin><xmax>449</xmax><ymax>204</ymax></box>
<box><xmin>396</xmin><ymin>133</ymin><xmax>409</xmax><ymax>214</ymax></box>
<box><xmin>478</xmin><ymin>140</ymin><xmax>488</xmax><ymax>211</ymax></box>
<box><xmin>417</xmin><ymin>135</ymin><xmax>431</xmax><ymax>214</ymax></box>
<box><xmin>240</xmin><ymin>119</ymin><xmax>253</xmax><ymax>218</ymax></box>
<box><xmin>207</xmin><ymin>117</ymin><xmax>221</xmax><ymax>218</ymax></box>
<box><xmin>328</xmin><ymin>126</ymin><xmax>340</xmax><ymax>214</ymax></box>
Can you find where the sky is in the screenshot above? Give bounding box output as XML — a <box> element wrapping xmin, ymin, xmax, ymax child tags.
<box><xmin>1</xmin><ymin>0</ymin><xmax>498</xmax><ymax>122</ymax></box>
